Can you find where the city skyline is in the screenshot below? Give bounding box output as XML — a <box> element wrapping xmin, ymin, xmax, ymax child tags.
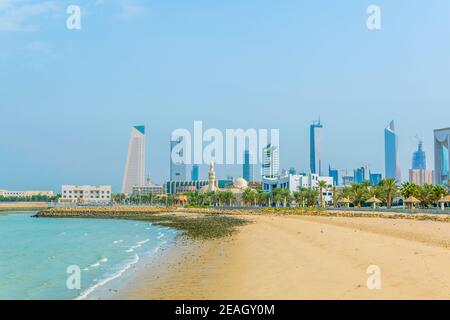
<box><xmin>2</xmin><ymin>1</ymin><xmax>450</xmax><ymax>191</ymax></box>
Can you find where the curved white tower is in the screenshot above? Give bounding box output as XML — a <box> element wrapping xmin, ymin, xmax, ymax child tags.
<box><xmin>122</xmin><ymin>125</ymin><xmax>146</xmax><ymax>195</ymax></box>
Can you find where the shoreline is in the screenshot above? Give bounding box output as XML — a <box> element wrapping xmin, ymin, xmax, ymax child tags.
<box><xmin>116</xmin><ymin>214</ymin><xmax>450</xmax><ymax>300</ymax></box>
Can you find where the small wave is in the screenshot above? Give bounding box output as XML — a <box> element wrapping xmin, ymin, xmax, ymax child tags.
<box><xmin>75</xmin><ymin>254</ymin><xmax>140</xmax><ymax>300</ymax></box>
<box><xmin>86</xmin><ymin>256</ymin><xmax>108</xmax><ymax>269</ymax></box>
<box><xmin>157</xmin><ymin>232</ymin><xmax>165</xmax><ymax>240</ymax></box>
<box><xmin>113</xmin><ymin>240</ymin><xmax>123</xmax><ymax>244</ymax></box>
<box><xmin>137</xmin><ymin>239</ymin><xmax>149</xmax><ymax>245</ymax></box>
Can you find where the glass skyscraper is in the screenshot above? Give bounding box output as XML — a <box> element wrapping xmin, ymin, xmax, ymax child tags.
<box><xmin>434</xmin><ymin>128</ymin><xmax>450</xmax><ymax>184</ymax></box>
<box><xmin>310</xmin><ymin>120</ymin><xmax>323</xmax><ymax>175</ymax></box>
<box><xmin>122</xmin><ymin>125</ymin><xmax>146</xmax><ymax>195</ymax></box>
<box><xmin>384</xmin><ymin>120</ymin><xmax>401</xmax><ymax>181</ymax></box>
<box><xmin>412</xmin><ymin>141</ymin><xmax>426</xmax><ymax>170</ymax></box>
<box><xmin>191</xmin><ymin>164</ymin><xmax>199</xmax><ymax>181</ymax></box>
<box><xmin>243</xmin><ymin>150</ymin><xmax>254</xmax><ymax>182</ymax></box>
<box><xmin>328</xmin><ymin>165</ymin><xmax>339</xmax><ymax>186</ymax></box>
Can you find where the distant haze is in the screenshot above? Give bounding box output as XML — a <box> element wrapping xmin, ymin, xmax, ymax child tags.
<box><xmin>1</xmin><ymin>1</ymin><xmax>450</xmax><ymax>191</ymax></box>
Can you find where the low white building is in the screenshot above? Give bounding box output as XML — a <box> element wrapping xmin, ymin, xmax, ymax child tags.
<box><xmin>262</xmin><ymin>174</ymin><xmax>334</xmax><ymax>204</ymax></box>
<box><xmin>0</xmin><ymin>190</ymin><xmax>54</xmax><ymax>198</ymax></box>
<box><xmin>60</xmin><ymin>185</ymin><xmax>112</xmax><ymax>203</ymax></box>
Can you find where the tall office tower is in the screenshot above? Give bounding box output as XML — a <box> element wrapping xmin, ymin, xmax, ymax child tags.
<box><xmin>243</xmin><ymin>150</ymin><xmax>254</xmax><ymax>182</ymax></box>
<box><xmin>328</xmin><ymin>165</ymin><xmax>339</xmax><ymax>186</ymax></box>
<box><xmin>170</xmin><ymin>137</ymin><xmax>186</xmax><ymax>181</ymax></box>
<box><xmin>122</xmin><ymin>125</ymin><xmax>146</xmax><ymax>195</ymax></box>
<box><xmin>262</xmin><ymin>144</ymin><xmax>279</xmax><ymax>178</ymax></box>
<box><xmin>310</xmin><ymin>119</ymin><xmax>323</xmax><ymax>175</ymax></box>
<box><xmin>434</xmin><ymin>128</ymin><xmax>450</xmax><ymax>185</ymax></box>
<box><xmin>384</xmin><ymin>121</ymin><xmax>401</xmax><ymax>182</ymax></box>
<box><xmin>369</xmin><ymin>173</ymin><xmax>382</xmax><ymax>186</ymax></box>
<box><xmin>191</xmin><ymin>165</ymin><xmax>199</xmax><ymax>181</ymax></box>
<box><xmin>353</xmin><ymin>167</ymin><xmax>366</xmax><ymax>184</ymax></box>
<box><xmin>412</xmin><ymin>140</ymin><xmax>426</xmax><ymax>170</ymax></box>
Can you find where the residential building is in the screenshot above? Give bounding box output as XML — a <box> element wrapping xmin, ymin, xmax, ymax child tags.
<box><xmin>409</xmin><ymin>169</ymin><xmax>434</xmax><ymax>186</ymax></box>
<box><xmin>60</xmin><ymin>185</ymin><xmax>111</xmax><ymax>203</ymax></box>
<box><xmin>262</xmin><ymin>144</ymin><xmax>279</xmax><ymax>178</ymax></box>
<box><xmin>384</xmin><ymin>120</ymin><xmax>401</xmax><ymax>181</ymax></box>
<box><xmin>122</xmin><ymin>125</ymin><xmax>146</xmax><ymax>195</ymax></box>
<box><xmin>262</xmin><ymin>174</ymin><xmax>334</xmax><ymax>204</ymax></box>
<box><xmin>0</xmin><ymin>190</ymin><xmax>54</xmax><ymax>198</ymax></box>
<box><xmin>310</xmin><ymin>119</ymin><xmax>324</xmax><ymax>175</ymax></box>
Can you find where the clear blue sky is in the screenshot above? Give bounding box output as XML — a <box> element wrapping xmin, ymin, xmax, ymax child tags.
<box><xmin>1</xmin><ymin>0</ymin><xmax>450</xmax><ymax>192</ymax></box>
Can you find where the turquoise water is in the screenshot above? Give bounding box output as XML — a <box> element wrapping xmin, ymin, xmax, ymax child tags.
<box><xmin>0</xmin><ymin>212</ymin><xmax>178</xmax><ymax>300</ymax></box>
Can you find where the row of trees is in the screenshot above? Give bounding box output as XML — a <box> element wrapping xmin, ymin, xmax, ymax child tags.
<box><xmin>338</xmin><ymin>179</ymin><xmax>448</xmax><ymax>208</ymax></box>
<box><xmin>0</xmin><ymin>195</ymin><xmax>60</xmax><ymax>202</ymax></box>
<box><xmin>112</xmin><ymin>178</ymin><xmax>450</xmax><ymax>209</ymax></box>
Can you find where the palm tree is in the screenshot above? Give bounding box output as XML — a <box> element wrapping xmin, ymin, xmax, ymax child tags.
<box><xmin>380</xmin><ymin>178</ymin><xmax>398</xmax><ymax>208</ymax></box>
<box><xmin>242</xmin><ymin>188</ymin><xmax>256</xmax><ymax>207</ymax></box>
<box><xmin>112</xmin><ymin>193</ymin><xmax>127</xmax><ymax>204</ymax></box>
<box><xmin>304</xmin><ymin>188</ymin><xmax>319</xmax><ymax>207</ymax></box>
<box><xmin>332</xmin><ymin>184</ymin><xmax>338</xmax><ymax>208</ymax></box>
<box><xmin>293</xmin><ymin>187</ymin><xmax>307</xmax><ymax>208</ymax></box>
<box><xmin>400</xmin><ymin>182</ymin><xmax>420</xmax><ymax>199</ymax></box>
<box><xmin>317</xmin><ymin>180</ymin><xmax>328</xmax><ymax>208</ymax></box>
<box><xmin>280</xmin><ymin>189</ymin><xmax>291</xmax><ymax>207</ymax></box>
<box><xmin>349</xmin><ymin>183</ymin><xmax>369</xmax><ymax>208</ymax></box>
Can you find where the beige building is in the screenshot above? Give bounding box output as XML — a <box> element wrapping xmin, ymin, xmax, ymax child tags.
<box><xmin>0</xmin><ymin>190</ymin><xmax>54</xmax><ymax>198</ymax></box>
<box><xmin>409</xmin><ymin>169</ymin><xmax>434</xmax><ymax>186</ymax></box>
<box><xmin>60</xmin><ymin>185</ymin><xmax>111</xmax><ymax>203</ymax></box>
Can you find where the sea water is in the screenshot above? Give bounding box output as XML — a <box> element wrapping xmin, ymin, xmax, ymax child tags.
<box><xmin>0</xmin><ymin>211</ymin><xmax>178</xmax><ymax>300</ymax></box>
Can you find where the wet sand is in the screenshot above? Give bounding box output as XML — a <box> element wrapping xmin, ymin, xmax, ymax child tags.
<box><xmin>118</xmin><ymin>214</ymin><xmax>450</xmax><ymax>300</ymax></box>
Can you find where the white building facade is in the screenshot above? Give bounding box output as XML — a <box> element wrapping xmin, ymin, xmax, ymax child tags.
<box><xmin>262</xmin><ymin>144</ymin><xmax>280</xmax><ymax>178</ymax></box>
<box><xmin>0</xmin><ymin>190</ymin><xmax>54</xmax><ymax>198</ymax></box>
<box><xmin>60</xmin><ymin>185</ymin><xmax>112</xmax><ymax>203</ymax></box>
<box><xmin>262</xmin><ymin>174</ymin><xmax>334</xmax><ymax>204</ymax></box>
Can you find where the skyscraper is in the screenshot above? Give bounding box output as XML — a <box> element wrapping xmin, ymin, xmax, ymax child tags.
<box><xmin>262</xmin><ymin>144</ymin><xmax>279</xmax><ymax>178</ymax></box>
<box><xmin>310</xmin><ymin>119</ymin><xmax>323</xmax><ymax>175</ymax></box>
<box><xmin>243</xmin><ymin>150</ymin><xmax>254</xmax><ymax>182</ymax></box>
<box><xmin>354</xmin><ymin>167</ymin><xmax>366</xmax><ymax>184</ymax></box>
<box><xmin>170</xmin><ymin>137</ymin><xmax>186</xmax><ymax>181</ymax></box>
<box><xmin>191</xmin><ymin>165</ymin><xmax>199</xmax><ymax>181</ymax></box>
<box><xmin>122</xmin><ymin>125</ymin><xmax>146</xmax><ymax>195</ymax></box>
<box><xmin>384</xmin><ymin>121</ymin><xmax>401</xmax><ymax>182</ymax></box>
<box><xmin>412</xmin><ymin>140</ymin><xmax>426</xmax><ymax>170</ymax></box>
<box><xmin>434</xmin><ymin>128</ymin><xmax>450</xmax><ymax>185</ymax></box>
<box><xmin>328</xmin><ymin>165</ymin><xmax>339</xmax><ymax>186</ymax></box>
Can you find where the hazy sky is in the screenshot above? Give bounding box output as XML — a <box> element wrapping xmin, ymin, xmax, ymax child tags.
<box><xmin>1</xmin><ymin>0</ymin><xmax>450</xmax><ymax>192</ymax></box>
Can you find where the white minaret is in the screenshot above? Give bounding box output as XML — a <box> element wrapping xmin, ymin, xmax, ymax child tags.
<box><xmin>208</xmin><ymin>161</ymin><xmax>217</xmax><ymax>192</ymax></box>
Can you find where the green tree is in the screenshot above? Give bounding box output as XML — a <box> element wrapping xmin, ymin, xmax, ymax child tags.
<box><xmin>317</xmin><ymin>180</ymin><xmax>328</xmax><ymax>208</ymax></box>
<box><xmin>380</xmin><ymin>178</ymin><xmax>398</xmax><ymax>208</ymax></box>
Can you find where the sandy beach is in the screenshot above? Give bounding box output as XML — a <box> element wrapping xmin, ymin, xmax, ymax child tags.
<box><xmin>118</xmin><ymin>214</ymin><xmax>450</xmax><ymax>300</ymax></box>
